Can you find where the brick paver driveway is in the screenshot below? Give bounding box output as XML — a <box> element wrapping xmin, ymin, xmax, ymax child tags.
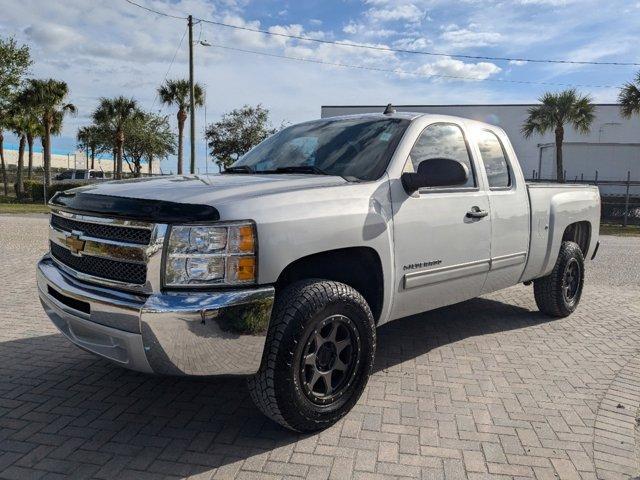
<box><xmin>1</xmin><ymin>214</ymin><xmax>639</xmax><ymax>480</ymax></box>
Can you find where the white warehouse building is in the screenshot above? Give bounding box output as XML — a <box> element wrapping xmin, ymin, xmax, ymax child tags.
<box><xmin>321</xmin><ymin>104</ymin><xmax>640</xmax><ymax>196</ymax></box>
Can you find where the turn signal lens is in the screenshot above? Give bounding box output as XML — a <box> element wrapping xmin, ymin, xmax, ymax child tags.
<box><xmin>227</xmin><ymin>256</ymin><xmax>256</xmax><ymax>283</ymax></box>
<box><xmin>229</xmin><ymin>225</ymin><xmax>255</xmax><ymax>254</ymax></box>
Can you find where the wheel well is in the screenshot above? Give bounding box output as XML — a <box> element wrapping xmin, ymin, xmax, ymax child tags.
<box><xmin>562</xmin><ymin>221</ymin><xmax>591</xmax><ymax>256</ymax></box>
<box><xmin>276</xmin><ymin>247</ymin><xmax>384</xmax><ymax>323</ymax></box>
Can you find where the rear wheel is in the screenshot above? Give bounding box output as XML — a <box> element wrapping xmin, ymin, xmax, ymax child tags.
<box><xmin>534</xmin><ymin>241</ymin><xmax>584</xmax><ymax>317</ymax></box>
<box><xmin>248</xmin><ymin>279</ymin><xmax>376</xmax><ymax>432</ymax></box>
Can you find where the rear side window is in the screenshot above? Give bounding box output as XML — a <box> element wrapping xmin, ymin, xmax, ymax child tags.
<box><xmin>477</xmin><ymin>130</ymin><xmax>511</xmax><ymax>188</ymax></box>
<box><xmin>408</xmin><ymin>123</ymin><xmax>476</xmax><ymax>188</ymax></box>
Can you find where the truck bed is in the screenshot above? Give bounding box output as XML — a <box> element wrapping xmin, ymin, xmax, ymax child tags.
<box><xmin>521</xmin><ymin>183</ymin><xmax>600</xmax><ymax>282</ymax></box>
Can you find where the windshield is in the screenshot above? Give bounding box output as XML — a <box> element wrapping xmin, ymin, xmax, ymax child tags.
<box><xmin>232</xmin><ymin>117</ymin><xmax>410</xmax><ymax>181</ymax></box>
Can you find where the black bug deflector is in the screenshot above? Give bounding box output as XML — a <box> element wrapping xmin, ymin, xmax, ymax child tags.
<box><xmin>50</xmin><ymin>191</ymin><xmax>219</xmax><ymax>223</ymax></box>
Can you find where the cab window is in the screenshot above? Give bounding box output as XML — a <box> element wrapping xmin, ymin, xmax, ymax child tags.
<box><xmin>407</xmin><ymin>123</ymin><xmax>476</xmax><ymax>188</ymax></box>
<box><xmin>477</xmin><ymin>130</ymin><xmax>511</xmax><ymax>189</ymax></box>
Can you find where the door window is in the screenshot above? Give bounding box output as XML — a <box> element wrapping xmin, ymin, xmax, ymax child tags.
<box><xmin>407</xmin><ymin>123</ymin><xmax>476</xmax><ymax>188</ymax></box>
<box><xmin>477</xmin><ymin>130</ymin><xmax>511</xmax><ymax>189</ymax></box>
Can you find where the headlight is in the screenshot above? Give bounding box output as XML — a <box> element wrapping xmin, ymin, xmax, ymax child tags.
<box><xmin>164</xmin><ymin>222</ymin><xmax>257</xmax><ymax>286</ymax></box>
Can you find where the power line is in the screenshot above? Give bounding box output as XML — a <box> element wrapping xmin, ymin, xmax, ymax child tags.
<box><xmin>123</xmin><ymin>0</ymin><xmax>185</xmax><ymax>19</ymax></box>
<box><xmin>152</xmin><ymin>25</ymin><xmax>188</xmax><ymax>112</ymax></box>
<box><xmin>207</xmin><ymin>43</ymin><xmax>617</xmax><ymax>89</ymax></box>
<box><xmin>123</xmin><ymin>0</ymin><xmax>640</xmax><ymax>67</ymax></box>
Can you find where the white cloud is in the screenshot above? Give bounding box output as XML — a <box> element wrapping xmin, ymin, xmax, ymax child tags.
<box><xmin>24</xmin><ymin>23</ymin><xmax>82</xmax><ymax>51</ymax></box>
<box><xmin>516</xmin><ymin>0</ymin><xmax>576</xmax><ymax>4</ymax></box>
<box><xmin>342</xmin><ymin>21</ymin><xmax>396</xmax><ymax>38</ymax></box>
<box><xmin>439</xmin><ymin>24</ymin><xmax>502</xmax><ymax>49</ymax></box>
<box><xmin>393</xmin><ymin>36</ymin><xmax>433</xmax><ymax>50</ymax></box>
<box><xmin>416</xmin><ymin>58</ymin><xmax>501</xmax><ymax>80</ymax></box>
<box><xmin>366</xmin><ymin>3</ymin><xmax>425</xmax><ymax>23</ymax></box>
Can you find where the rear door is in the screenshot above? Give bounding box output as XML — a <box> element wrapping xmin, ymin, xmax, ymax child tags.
<box><xmin>472</xmin><ymin>128</ymin><xmax>530</xmax><ymax>293</ymax></box>
<box><xmin>389</xmin><ymin>121</ymin><xmax>491</xmax><ymax>319</ymax></box>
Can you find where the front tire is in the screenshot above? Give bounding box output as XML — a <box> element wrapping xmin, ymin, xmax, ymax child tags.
<box><xmin>248</xmin><ymin>280</ymin><xmax>376</xmax><ymax>432</ymax></box>
<box><xmin>534</xmin><ymin>241</ymin><xmax>585</xmax><ymax>317</ymax></box>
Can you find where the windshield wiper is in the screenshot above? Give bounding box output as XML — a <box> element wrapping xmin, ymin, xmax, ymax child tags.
<box><xmin>223</xmin><ymin>165</ymin><xmax>254</xmax><ymax>174</ymax></box>
<box><xmin>272</xmin><ymin>166</ymin><xmax>330</xmax><ymax>175</ymax></box>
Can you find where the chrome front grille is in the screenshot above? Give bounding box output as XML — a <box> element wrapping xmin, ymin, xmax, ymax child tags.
<box><xmin>51</xmin><ymin>214</ymin><xmax>152</xmax><ymax>245</ymax></box>
<box><xmin>48</xmin><ymin>210</ymin><xmax>167</xmax><ymax>292</ymax></box>
<box><xmin>50</xmin><ymin>242</ymin><xmax>147</xmax><ymax>284</ymax></box>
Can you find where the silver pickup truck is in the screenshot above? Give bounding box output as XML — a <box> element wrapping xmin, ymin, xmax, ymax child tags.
<box><xmin>37</xmin><ymin>110</ymin><xmax>600</xmax><ymax>432</ymax></box>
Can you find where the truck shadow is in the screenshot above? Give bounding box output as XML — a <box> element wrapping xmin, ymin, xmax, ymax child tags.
<box><xmin>374</xmin><ymin>296</ymin><xmax>550</xmax><ymax>373</ymax></box>
<box><xmin>0</xmin><ymin>296</ymin><xmax>552</xmax><ymax>477</ymax></box>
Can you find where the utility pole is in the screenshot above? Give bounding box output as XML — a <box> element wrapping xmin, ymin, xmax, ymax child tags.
<box><xmin>188</xmin><ymin>15</ymin><xmax>196</xmax><ymax>174</ymax></box>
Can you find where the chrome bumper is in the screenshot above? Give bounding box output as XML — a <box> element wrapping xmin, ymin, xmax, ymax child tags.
<box><xmin>37</xmin><ymin>256</ymin><xmax>275</xmax><ymax>376</ymax></box>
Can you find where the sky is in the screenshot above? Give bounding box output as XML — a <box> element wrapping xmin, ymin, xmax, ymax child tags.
<box><xmin>1</xmin><ymin>0</ymin><xmax>639</xmax><ymax>174</ymax></box>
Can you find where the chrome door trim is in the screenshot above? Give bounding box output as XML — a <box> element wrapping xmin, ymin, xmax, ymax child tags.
<box><xmin>403</xmin><ymin>258</ymin><xmax>491</xmax><ymax>290</ymax></box>
<box><xmin>490</xmin><ymin>251</ymin><xmax>527</xmax><ymax>270</ymax></box>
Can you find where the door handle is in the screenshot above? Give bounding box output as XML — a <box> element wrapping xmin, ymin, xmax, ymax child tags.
<box><xmin>466</xmin><ymin>206</ymin><xmax>488</xmax><ymax>219</ymax></box>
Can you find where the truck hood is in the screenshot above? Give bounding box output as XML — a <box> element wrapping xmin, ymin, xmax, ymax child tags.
<box><xmin>71</xmin><ymin>174</ymin><xmax>347</xmax><ymax>206</ymax></box>
<box><xmin>51</xmin><ymin>174</ymin><xmax>349</xmax><ymax>222</ymax></box>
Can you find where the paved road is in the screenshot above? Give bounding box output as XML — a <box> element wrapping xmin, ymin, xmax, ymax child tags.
<box><xmin>0</xmin><ymin>214</ymin><xmax>639</xmax><ymax>480</ymax></box>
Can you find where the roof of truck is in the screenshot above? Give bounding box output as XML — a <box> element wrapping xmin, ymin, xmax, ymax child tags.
<box><xmin>323</xmin><ymin>112</ymin><xmax>424</xmax><ymax>121</ymax></box>
<box><xmin>324</xmin><ymin>111</ymin><xmax>503</xmax><ymax>130</ymax></box>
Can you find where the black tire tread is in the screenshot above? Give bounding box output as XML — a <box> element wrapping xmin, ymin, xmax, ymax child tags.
<box><xmin>247</xmin><ymin>279</ymin><xmax>375</xmax><ymax>432</ymax></box>
<box><xmin>533</xmin><ymin>241</ymin><xmax>584</xmax><ymax>317</ymax></box>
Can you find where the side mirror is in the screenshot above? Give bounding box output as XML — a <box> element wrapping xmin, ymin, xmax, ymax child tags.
<box><xmin>401</xmin><ymin>158</ymin><xmax>469</xmax><ymax>193</ymax></box>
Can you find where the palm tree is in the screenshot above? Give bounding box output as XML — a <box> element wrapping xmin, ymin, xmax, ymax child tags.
<box><xmin>20</xmin><ymin>79</ymin><xmax>75</xmax><ymax>186</ymax></box>
<box><xmin>7</xmin><ymin>107</ymin><xmax>28</xmax><ymax>199</ymax></box>
<box><xmin>77</xmin><ymin>125</ymin><xmax>107</xmax><ymax>170</ymax></box>
<box><xmin>25</xmin><ymin>116</ymin><xmax>42</xmax><ymax>180</ymax></box>
<box><xmin>0</xmin><ymin>110</ymin><xmax>9</xmax><ymax>196</ymax></box>
<box><xmin>522</xmin><ymin>89</ymin><xmax>595</xmax><ymax>182</ymax></box>
<box><xmin>619</xmin><ymin>72</ymin><xmax>640</xmax><ymax>120</ymax></box>
<box><xmin>157</xmin><ymin>79</ymin><xmax>204</xmax><ymax>175</ymax></box>
<box><xmin>92</xmin><ymin>97</ymin><xmax>138</xmax><ymax>179</ymax></box>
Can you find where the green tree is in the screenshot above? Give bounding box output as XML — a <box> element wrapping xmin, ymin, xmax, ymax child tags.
<box><xmin>0</xmin><ymin>37</ymin><xmax>31</xmax><ymax>104</ymax></box>
<box><xmin>0</xmin><ymin>36</ymin><xmax>31</xmax><ymax>196</ymax></box>
<box><xmin>522</xmin><ymin>89</ymin><xmax>595</xmax><ymax>182</ymax></box>
<box><xmin>123</xmin><ymin>111</ymin><xmax>176</xmax><ymax>176</ymax></box>
<box><xmin>205</xmin><ymin>104</ymin><xmax>276</xmax><ymax>172</ymax></box>
<box><xmin>618</xmin><ymin>71</ymin><xmax>640</xmax><ymax>120</ymax></box>
<box><xmin>157</xmin><ymin>79</ymin><xmax>204</xmax><ymax>175</ymax></box>
<box><xmin>20</xmin><ymin>79</ymin><xmax>76</xmax><ymax>186</ymax></box>
<box><xmin>77</xmin><ymin>125</ymin><xmax>108</xmax><ymax>170</ymax></box>
<box><xmin>92</xmin><ymin>97</ymin><xmax>138</xmax><ymax>179</ymax></box>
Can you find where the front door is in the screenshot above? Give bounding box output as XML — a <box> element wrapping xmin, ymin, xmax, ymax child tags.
<box><xmin>389</xmin><ymin>122</ymin><xmax>491</xmax><ymax>320</ymax></box>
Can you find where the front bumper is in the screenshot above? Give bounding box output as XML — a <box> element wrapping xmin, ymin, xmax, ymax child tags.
<box><xmin>37</xmin><ymin>256</ymin><xmax>275</xmax><ymax>376</ymax></box>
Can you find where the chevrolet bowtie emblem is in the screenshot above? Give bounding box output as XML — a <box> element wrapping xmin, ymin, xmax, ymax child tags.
<box><xmin>65</xmin><ymin>234</ymin><xmax>85</xmax><ymax>255</ymax></box>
